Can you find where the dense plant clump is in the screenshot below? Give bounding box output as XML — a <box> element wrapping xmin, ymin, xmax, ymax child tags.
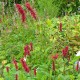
<box><xmin>0</xmin><ymin>0</ymin><xmax>80</xmax><ymax>17</ymax></box>
<box><xmin>16</xmin><ymin>4</ymin><xmax>26</xmax><ymax>22</ymax></box>
<box><xmin>1</xmin><ymin>0</ymin><xmax>80</xmax><ymax>17</ymax></box>
<box><xmin>0</xmin><ymin>1</ymin><xmax>80</xmax><ymax>80</ymax></box>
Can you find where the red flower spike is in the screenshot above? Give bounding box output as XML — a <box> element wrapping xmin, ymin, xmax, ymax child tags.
<box><xmin>21</xmin><ymin>14</ymin><xmax>26</xmax><ymax>22</ymax></box>
<box><xmin>16</xmin><ymin>4</ymin><xmax>26</xmax><ymax>22</ymax></box>
<box><xmin>62</xmin><ymin>46</ymin><xmax>69</xmax><ymax>57</ymax></box>
<box><xmin>15</xmin><ymin>74</ymin><xmax>18</xmax><ymax>80</ymax></box>
<box><xmin>24</xmin><ymin>45</ymin><xmax>30</xmax><ymax>57</ymax></box>
<box><xmin>25</xmin><ymin>2</ymin><xmax>32</xmax><ymax>11</ymax></box>
<box><xmin>52</xmin><ymin>61</ymin><xmax>55</xmax><ymax>71</ymax></box>
<box><xmin>34</xmin><ymin>68</ymin><xmax>37</xmax><ymax>76</ymax></box>
<box><xmin>20</xmin><ymin>58</ymin><xmax>30</xmax><ymax>73</ymax></box>
<box><xmin>25</xmin><ymin>2</ymin><xmax>37</xmax><ymax>20</ymax></box>
<box><xmin>30</xmin><ymin>42</ymin><xmax>33</xmax><ymax>51</ymax></box>
<box><xmin>76</xmin><ymin>62</ymin><xmax>79</xmax><ymax>71</ymax></box>
<box><xmin>59</xmin><ymin>23</ymin><xmax>62</xmax><ymax>32</ymax></box>
<box><xmin>13</xmin><ymin>59</ymin><xmax>18</xmax><ymax>70</ymax></box>
<box><xmin>65</xmin><ymin>46</ymin><xmax>69</xmax><ymax>54</ymax></box>
<box><xmin>62</xmin><ymin>49</ymin><xmax>66</xmax><ymax>57</ymax></box>
<box><xmin>52</xmin><ymin>54</ymin><xmax>58</xmax><ymax>60</ymax></box>
<box><xmin>6</xmin><ymin>67</ymin><xmax>9</xmax><ymax>73</ymax></box>
<box><xmin>30</xmin><ymin>11</ymin><xmax>37</xmax><ymax>20</ymax></box>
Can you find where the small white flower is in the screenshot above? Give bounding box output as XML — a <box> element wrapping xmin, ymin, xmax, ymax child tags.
<box><xmin>76</xmin><ymin>51</ymin><xmax>80</xmax><ymax>56</ymax></box>
<box><xmin>24</xmin><ymin>57</ymin><xmax>27</xmax><ymax>61</ymax></box>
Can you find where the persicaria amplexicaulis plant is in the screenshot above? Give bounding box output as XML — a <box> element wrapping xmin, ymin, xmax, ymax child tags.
<box><xmin>34</xmin><ymin>68</ymin><xmax>37</xmax><ymax>76</ymax></box>
<box><xmin>59</xmin><ymin>22</ymin><xmax>62</xmax><ymax>32</ymax></box>
<box><xmin>51</xmin><ymin>54</ymin><xmax>59</xmax><ymax>71</ymax></box>
<box><xmin>20</xmin><ymin>58</ymin><xmax>30</xmax><ymax>73</ymax></box>
<box><xmin>25</xmin><ymin>2</ymin><xmax>37</xmax><ymax>20</ymax></box>
<box><xmin>76</xmin><ymin>61</ymin><xmax>79</xmax><ymax>71</ymax></box>
<box><xmin>13</xmin><ymin>58</ymin><xmax>18</xmax><ymax>70</ymax></box>
<box><xmin>15</xmin><ymin>74</ymin><xmax>18</xmax><ymax>80</ymax></box>
<box><xmin>24</xmin><ymin>42</ymin><xmax>33</xmax><ymax>57</ymax></box>
<box><xmin>62</xmin><ymin>46</ymin><xmax>69</xmax><ymax>74</ymax></box>
<box><xmin>29</xmin><ymin>42</ymin><xmax>33</xmax><ymax>51</ymax></box>
<box><xmin>15</xmin><ymin>4</ymin><xmax>26</xmax><ymax>23</ymax></box>
<box><xmin>24</xmin><ymin>45</ymin><xmax>30</xmax><ymax>57</ymax></box>
<box><xmin>5</xmin><ymin>42</ymin><xmax>34</xmax><ymax>79</ymax></box>
<box><xmin>62</xmin><ymin>46</ymin><xmax>69</xmax><ymax>58</ymax></box>
<box><xmin>6</xmin><ymin>66</ymin><xmax>9</xmax><ymax>73</ymax></box>
<box><xmin>52</xmin><ymin>53</ymin><xmax>59</xmax><ymax>60</ymax></box>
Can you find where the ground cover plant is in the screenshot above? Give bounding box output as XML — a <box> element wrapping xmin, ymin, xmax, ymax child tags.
<box><xmin>0</xmin><ymin>1</ymin><xmax>80</xmax><ymax>80</ymax></box>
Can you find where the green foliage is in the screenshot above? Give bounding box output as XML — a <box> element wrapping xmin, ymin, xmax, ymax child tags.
<box><xmin>0</xmin><ymin>13</ymin><xmax>80</xmax><ymax>79</ymax></box>
<box><xmin>0</xmin><ymin>0</ymin><xmax>80</xmax><ymax>17</ymax></box>
<box><xmin>35</xmin><ymin>0</ymin><xmax>80</xmax><ymax>17</ymax></box>
<box><xmin>0</xmin><ymin>1</ymin><xmax>80</xmax><ymax>80</ymax></box>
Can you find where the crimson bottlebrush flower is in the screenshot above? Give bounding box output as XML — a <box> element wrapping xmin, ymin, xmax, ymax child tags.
<box><xmin>34</xmin><ymin>68</ymin><xmax>37</xmax><ymax>76</ymax></box>
<box><xmin>21</xmin><ymin>14</ymin><xmax>26</xmax><ymax>22</ymax></box>
<box><xmin>15</xmin><ymin>4</ymin><xmax>26</xmax><ymax>22</ymax></box>
<box><xmin>13</xmin><ymin>58</ymin><xmax>18</xmax><ymax>70</ymax></box>
<box><xmin>15</xmin><ymin>74</ymin><xmax>18</xmax><ymax>80</ymax></box>
<box><xmin>52</xmin><ymin>61</ymin><xmax>55</xmax><ymax>71</ymax></box>
<box><xmin>6</xmin><ymin>66</ymin><xmax>9</xmax><ymax>73</ymax></box>
<box><xmin>62</xmin><ymin>46</ymin><xmax>69</xmax><ymax>57</ymax></box>
<box><xmin>24</xmin><ymin>45</ymin><xmax>30</xmax><ymax>57</ymax></box>
<box><xmin>20</xmin><ymin>58</ymin><xmax>30</xmax><ymax>73</ymax></box>
<box><xmin>59</xmin><ymin>22</ymin><xmax>62</xmax><ymax>32</ymax></box>
<box><xmin>25</xmin><ymin>2</ymin><xmax>32</xmax><ymax>11</ymax></box>
<box><xmin>30</xmin><ymin>42</ymin><xmax>33</xmax><ymax>51</ymax></box>
<box><xmin>65</xmin><ymin>46</ymin><xmax>69</xmax><ymax>54</ymax></box>
<box><xmin>30</xmin><ymin>11</ymin><xmax>37</xmax><ymax>20</ymax></box>
<box><xmin>62</xmin><ymin>49</ymin><xmax>67</xmax><ymax>57</ymax></box>
<box><xmin>25</xmin><ymin>2</ymin><xmax>37</xmax><ymax>20</ymax></box>
<box><xmin>52</xmin><ymin>54</ymin><xmax>58</xmax><ymax>60</ymax></box>
<box><xmin>76</xmin><ymin>62</ymin><xmax>79</xmax><ymax>71</ymax></box>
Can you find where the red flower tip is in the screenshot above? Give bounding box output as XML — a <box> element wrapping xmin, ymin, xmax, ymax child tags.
<box><xmin>30</xmin><ymin>42</ymin><xmax>33</xmax><ymax>51</ymax></box>
<box><xmin>20</xmin><ymin>58</ymin><xmax>30</xmax><ymax>73</ymax></box>
<box><xmin>6</xmin><ymin>66</ymin><xmax>9</xmax><ymax>73</ymax></box>
<box><xmin>24</xmin><ymin>45</ymin><xmax>30</xmax><ymax>57</ymax></box>
<box><xmin>25</xmin><ymin>2</ymin><xmax>31</xmax><ymax>10</ymax></box>
<box><xmin>52</xmin><ymin>54</ymin><xmax>58</xmax><ymax>60</ymax></box>
<box><xmin>15</xmin><ymin>4</ymin><xmax>26</xmax><ymax>22</ymax></box>
<box><xmin>16</xmin><ymin>4</ymin><xmax>24</xmax><ymax>14</ymax></box>
<box><xmin>25</xmin><ymin>2</ymin><xmax>37</xmax><ymax>20</ymax></box>
<box><xmin>76</xmin><ymin>62</ymin><xmax>79</xmax><ymax>71</ymax></box>
<box><xmin>65</xmin><ymin>46</ymin><xmax>69</xmax><ymax>53</ymax></box>
<box><xmin>62</xmin><ymin>49</ymin><xmax>66</xmax><ymax>57</ymax></box>
<box><xmin>15</xmin><ymin>74</ymin><xmax>18</xmax><ymax>80</ymax></box>
<box><xmin>62</xmin><ymin>46</ymin><xmax>69</xmax><ymax>57</ymax></box>
<box><xmin>13</xmin><ymin>58</ymin><xmax>18</xmax><ymax>70</ymax></box>
<box><xmin>34</xmin><ymin>68</ymin><xmax>37</xmax><ymax>76</ymax></box>
<box><xmin>21</xmin><ymin>14</ymin><xmax>26</xmax><ymax>22</ymax></box>
<box><xmin>59</xmin><ymin>22</ymin><xmax>62</xmax><ymax>32</ymax></box>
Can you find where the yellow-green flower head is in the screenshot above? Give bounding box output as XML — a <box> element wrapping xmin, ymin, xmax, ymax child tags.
<box><xmin>46</xmin><ymin>19</ymin><xmax>52</xmax><ymax>26</ymax></box>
